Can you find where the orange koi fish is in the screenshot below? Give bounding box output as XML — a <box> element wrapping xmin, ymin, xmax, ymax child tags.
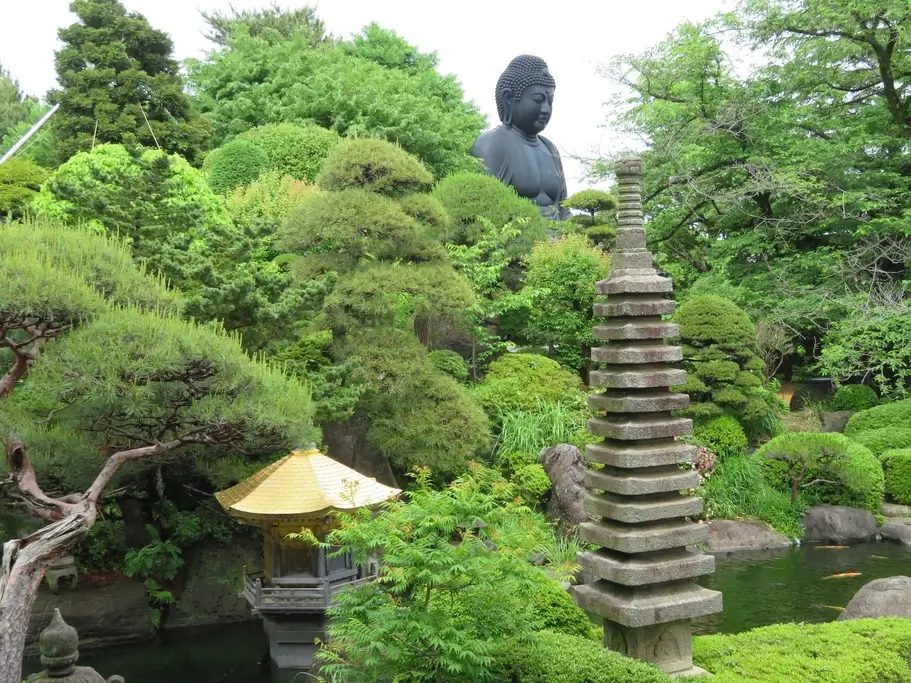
<box><xmin>822</xmin><ymin>572</ymin><xmax>861</xmax><ymax>580</ymax></box>
<box><xmin>820</xmin><ymin>605</ymin><xmax>845</xmax><ymax>612</ymax></box>
<box><xmin>815</xmin><ymin>545</ymin><xmax>848</xmax><ymax>549</ymax></box>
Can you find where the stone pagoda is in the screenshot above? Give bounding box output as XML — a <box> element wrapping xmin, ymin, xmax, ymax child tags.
<box><xmin>573</xmin><ymin>157</ymin><xmax>722</xmax><ymax>676</ymax></box>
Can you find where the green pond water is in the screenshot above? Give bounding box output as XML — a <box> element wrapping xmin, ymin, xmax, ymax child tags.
<box><xmin>23</xmin><ymin>542</ymin><xmax>911</xmax><ymax>683</ymax></box>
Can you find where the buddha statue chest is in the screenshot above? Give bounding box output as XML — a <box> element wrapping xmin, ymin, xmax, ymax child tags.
<box><xmin>509</xmin><ymin>136</ymin><xmax>565</xmax><ymax>211</ymax></box>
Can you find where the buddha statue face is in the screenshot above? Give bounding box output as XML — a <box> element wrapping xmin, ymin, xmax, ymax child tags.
<box><xmin>495</xmin><ymin>55</ymin><xmax>557</xmax><ymax>137</ymax></box>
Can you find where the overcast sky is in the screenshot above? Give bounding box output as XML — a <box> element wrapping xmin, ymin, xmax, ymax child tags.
<box><xmin>0</xmin><ymin>0</ymin><xmax>731</xmax><ymax>192</ymax></box>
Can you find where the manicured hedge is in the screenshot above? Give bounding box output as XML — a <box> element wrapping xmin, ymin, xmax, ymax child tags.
<box><xmin>845</xmin><ymin>399</ymin><xmax>911</xmax><ymax>437</ymax></box>
<box><xmin>882</xmin><ymin>449</ymin><xmax>911</xmax><ymax>505</ymax></box>
<box><xmin>851</xmin><ymin>427</ymin><xmax>911</xmax><ymax>458</ymax></box>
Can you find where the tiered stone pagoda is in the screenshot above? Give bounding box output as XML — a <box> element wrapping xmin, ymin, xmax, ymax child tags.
<box><xmin>573</xmin><ymin>157</ymin><xmax>722</xmax><ymax>676</ymax></box>
<box><xmin>216</xmin><ymin>447</ymin><xmax>400</xmax><ymax>673</ymax></box>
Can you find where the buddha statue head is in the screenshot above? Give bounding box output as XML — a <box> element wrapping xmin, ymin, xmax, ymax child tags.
<box><xmin>495</xmin><ymin>55</ymin><xmax>556</xmax><ymax>137</ymax></box>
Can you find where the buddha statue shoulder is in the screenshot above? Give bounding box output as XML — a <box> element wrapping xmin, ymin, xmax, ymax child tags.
<box><xmin>471</xmin><ymin>55</ymin><xmax>570</xmax><ymax>221</ymax></box>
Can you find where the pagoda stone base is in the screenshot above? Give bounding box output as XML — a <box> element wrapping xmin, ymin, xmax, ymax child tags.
<box><xmin>603</xmin><ymin>619</ymin><xmax>708</xmax><ymax>677</ymax></box>
<box><xmin>262</xmin><ymin>614</ymin><xmax>326</xmax><ymax>670</ymax></box>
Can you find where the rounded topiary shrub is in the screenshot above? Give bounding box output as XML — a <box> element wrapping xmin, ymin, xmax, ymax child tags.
<box><xmin>396</xmin><ymin>192</ymin><xmax>451</xmax><ymax>237</ymax></box>
<box><xmin>674</xmin><ymin>295</ymin><xmax>782</xmax><ymax>440</ymax></box>
<box><xmin>757</xmin><ymin>432</ymin><xmax>884</xmax><ymax>512</ymax></box>
<box><xmin>317</xmin><ymin>138</ymin><xmax>433</xmax><ymax>196</ymax></box>
<box><xmin>473</xmin><ymin>353</ymin><xmax>584</xmax><ymax>418</ymax></box>
<box><xmin>205</xmin><ymin>139</ymin><xmax>271</xmax><ymax>194</ymax></box>
<box><xmin>693</xmin><ymin>415</ymin><xmax>749</xmax><ymax>460</ymax></box>
<box><xmin>831</xmin><ymin>384</ymin><xmax>879</xmax><ymax>412</ymax></box>
<box><xmin>238</xmin><ymin>122</ymin><xmax>340</xmax><ymax>181</ymax></box>
<box><xmin>492</xmin><ymin>631</ymin><xmax>671</xmax><ymax>683</ymax></box>
<box><xmin>0</xmin><ymin>158</ymin><xmax>50</xmax><ymax>219</ymax></box>
<box><xmin>528</xmin><ymin>578</ymin><xmax>599</xmax><ymax>639</ymax></box>
<box><xmin>851</xmin><ymin>427</ymin><xmax>911</xmax><ymax>458</ymax></box>
<box><xmin>427</xmin><ymin>349</ymin><xmax>469</xmax><ymax>383</ymax></box>
<box><xmin>278</xmin><ymin>188</ymin><xmax>428</xmax><ymax>272</ymax></box>
<box><xmin>844</xmin><ymin>399</ymin><xmax>911</xmax><ymax>437</ymax></box>
<box><xmin>882</xmin><ymin>449</ymin><xmax>911</xmax><ymax>505</ymax></box>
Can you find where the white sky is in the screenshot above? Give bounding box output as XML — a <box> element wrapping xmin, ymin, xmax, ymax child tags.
<box><xmin>0</xmin><ymin>0</ymin><xmax>731</xmax><ymax>192</ymax></box>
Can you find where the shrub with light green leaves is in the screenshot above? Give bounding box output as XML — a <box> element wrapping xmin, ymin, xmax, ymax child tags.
<box><xmin>882</xmin><ymin>449</ymin><xmax>911</xmax><ymax>505</ymax></box>
<box><xmin>832</xmin><ymin>384</ymin><xmax>879</xmax><ymax>412</ymax></box>
<box><xmin>206</xmin><ymin>138</ymin><xmax>271</xmax><ymax>194</ymax></box>
<box><xmin>238</xmin><ymin>122</ymin><xmax>340</xmax><ymax>181</ymax></box>
<box><xmin>758</xmin><ymin>432</ymin><xmax>884</xmax><ymax>512</ymax></box>
<box><xmin>427</xmin><ymin>349</ymin><xmax>469</xmax><ymax>383</ymax></box>
<box><xmin>851</xmin><ymin>427</ymin><xmax>911</xmax><ymax>458</ymax></box>
<box><xmin>317</xmin><ymin>138</ymin><xmax>433</xmax><ymax>196</ymax></box>
<box><xmin>474</xmin><ymin>353</ymin><xmax>585</xmax><ymax>420</ymax></box>
<box><xmin>845</xmin><ymin>399</ymin><xmax>911</xmax><ymax>437</ymax></box>
<box><xmin>674</xmin><ymin>295</ymin><xmax>783</xmax><ymax>440</ymax></box>
<box><xmin>492</xmin><ymin>631</ymin><xmax>671</xmax><ymax>683</ymax></box>
<box><xmin>512</xmin><ymin>463</ymin><xmax>552</xmax><ymax>506</ymax></box>
<box><xmin>693</xmin><ymin>618</ymin><xmax>911</xmax><ymax>682</ymax></box>
<box><xmin>0</xmin><ymin>157</ymin><xmax>49</xmax><ymax>218</ymax></box>
<box><xmin>693</xmin><ymin>415</ymin><xmax>749</xmax><ymax>460</ymax></box>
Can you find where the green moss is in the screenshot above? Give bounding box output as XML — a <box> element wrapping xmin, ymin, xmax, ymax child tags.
<box><xmin>693</xmin><ymin>415</ymin><xmax>748</xmax><ymax>460</ymax></box>
<box><xmin>852</xmin><ymin>427</ymin><xmax>911</xmax><ymax>457</ymax></box>
<box><xmin>693</xmin><ymin>618</ymin><xmax>911</xmax><ymax>682</ymax></box>
<box><xmin>845</xmin><ymin>399</ymin><xmax>911</xmax><ymax>437</ymax></box>
<box><xmin>473</xmin><ymin>353</ymin><xmax>584</xmax><ymax>419</ymax></box>
<box><xmin>206</xmin><ymin>139</ymin><xmax>271</xmax><ymax>194</ymax></box>
<box><xmin>832</xmin><ymin>384</ymin><xmax>879</xmax><ymax>412</ymax></box>
<box><xmin>317</xmin><ymin>138</ymin><xmax>433</xmax><ymax>195</ymax></box>
<box><xmin>492</xmin><ymin>631</ymin><xmax>671</xmax><ymax>683</ymax></box>
<box><xmin>882</xmin><ymin>449</ymin><xmax>911</xmax><ymax>505</ymax></box>
<box><xmin>238</xmin><ymin>122</ymin><xmax>340</xmax><ymax>181</ymax></box>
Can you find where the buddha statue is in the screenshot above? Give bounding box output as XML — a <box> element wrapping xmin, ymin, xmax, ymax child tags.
<box><xmin>471</xmin><ymin>55</ymin><xmax>570</xmax><ymax>220</ymax></box>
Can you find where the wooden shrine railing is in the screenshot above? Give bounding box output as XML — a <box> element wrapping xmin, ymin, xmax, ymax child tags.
<box><xmin>242</xmin><ymin>571</ymin><xmax>373</xmax><ymax>614</ymax></box>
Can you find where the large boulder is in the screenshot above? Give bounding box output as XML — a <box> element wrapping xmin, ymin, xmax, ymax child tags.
<box><xmin>820</xmin><ymin>411</ymin><xmax>853</xmax><ymax>434</ymax></box>
<box><xmin>707</xmin><ymin>520</ymin><xmax>792</xmax><ymax>553</ymax></box>
<box><xmin>880</xmin><ymin>518</ymin><xmax>911</xmax><ymax>546</ymax></box>
<box><xmin>539</xmin><ymin>444</ymin><xmax>587</xmax><ymax>532</ymax></box>
<box><xmin>839</xmin><ymin>576</ymin><xmax>911</xmax><ymax>620</ymax></box>
<box><xmin>27</xmin><ymin>578</ymin><xmax>154</xmax><ymax>654</ymax></box>
<box><xmin>165</xmin><ymin>534</ymin><xmax>262</xmax><ymax>629</ymax></box>
<box><xmin>882</xmin><ymin>502</ymin><xmax>911</xmax><ymax>518</ymax></box>
<box><xmin>802</xmin><ymin>505</ymin><xmax>877</xmax><ymax>544</ymax></box>
<box><xmin>321</xmin><ymin>417</ymin><xmax>398</xmax><ymax>487</ymax></box>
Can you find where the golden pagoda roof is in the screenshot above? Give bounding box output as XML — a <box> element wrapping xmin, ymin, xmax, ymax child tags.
<box><xmin>215</xmin><ymin>449</ymin><xmax>401</xmax><ymax>523</ymax></box>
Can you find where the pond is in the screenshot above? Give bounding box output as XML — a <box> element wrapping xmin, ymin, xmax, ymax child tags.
<box><xmin>23</xmin><ymin>541</ymin><xmax>911</xmax><ymax>683</ymax></box>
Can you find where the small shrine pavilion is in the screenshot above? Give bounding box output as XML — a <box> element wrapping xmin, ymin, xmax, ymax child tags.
<box><xmin>215</xmin><ymin>447</ymin><xmax>400</xmax><ymax>671</ymax></box>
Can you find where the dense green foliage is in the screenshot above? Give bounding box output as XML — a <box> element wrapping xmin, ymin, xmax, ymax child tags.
<box><xmin>523</xmin><ymin>235</ymin><xmax>611</xmax><ymax>373</ymax></box>
<box><xmin>758</xmin><ymin>433</ymin><xmax>884</xmax><ymax>512</ymax></box>
<box><xmin>882</xmin><ymin>449</ymin><xmax>911</xmax><ymax>505</ymax></box>
<box><xmin>318</xmin><ymin>138</ymin><xmax>434</xmax><ymax>195</ymax></box>
<box><xmin>238</xmin><ymin>122</ymin><xmax>340</xmax><ymax>181</ymax></box>
<box><xmin>474</xmin><ymin>354</ymin><xmax>584</xmax><ymax>419</ymax></box>
<box><xmin>427</xmin><ymin>349</ymin><xmax>469</xmax><ymax>383</ymax></box>
<box><xmin>845</xmin><ymin>400</ymin><xmax>911</xmax><ymax>437</ymax></box>
<box><xmin>692</xmin><ymin>415</ymin><xmax>749</xmax><ymax>461</ymax></box>
<box><xmin>201</xmin><ymin>2</ymin><xmax>328</xmax><ymax>48</ymax></box>
<box><xmin>831</xmin><ymin>384</ymin><xmax>880</xmax><ymax>412</ymax></box>
<box><xmin>851</xmin><ymin>427</ymin><xmax>911</xmax><ymax>458</ymax></box>
<box><xmin>49</xmin><ymin>0</ymin><xmax>209</xmax><ymax>163</ymax></box>
<box><xmin>674</xmin><ymin>295</ymin><xmax>782</xmax><ymax>439</ymax></box>
<box><xmin>0</xmin><ymin>158</ymin><xmax>49</xmax><ymax>218</ymax></box>
<box><xmin>205</xmin><ymin>139</ymin><xmax>270</xmax><ymax>194</ymax></box>
<box><xmin>492</xmin><ymin>631</ymin><xmax>671</xmax><ymax>683</ymax></box>
<box><xmin>0</xmin><ymin>66</ymin><xmax>32</xmax><ymax>142</ymax></box>
<box><xmin>693</xmin><ymin>618</ymin><xmax>911</xmax><ymax>683</ymax></box>
<box><xmin>187</xmin><ymin>23</ymin><xmax>485</xmax><ymax>177</ymax></box>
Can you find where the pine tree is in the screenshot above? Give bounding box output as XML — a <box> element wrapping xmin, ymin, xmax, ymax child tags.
<box><xmin>48</xmin><ymin>0</ymin><xmax>209</xmax><ymax>163</ymax></box>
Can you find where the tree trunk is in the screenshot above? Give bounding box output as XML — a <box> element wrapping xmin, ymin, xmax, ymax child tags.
<box><xmin>0</xmin><ymin>514</ymin><xmax>92</xmax><ymax>683</ymax></box>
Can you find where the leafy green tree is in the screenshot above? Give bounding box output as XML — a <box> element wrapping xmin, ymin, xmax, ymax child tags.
<box><xmin>49</xmin><ymin>0</ymin><xmax>209</xmax><ymax>163</ymax></box>
<box><xmin>293</xmin><ymin>465</ymin><xmax>547</xmax><ymax>683</ymax></box>
<box><xmin>187</xmin><ymin>27</ymin><xmax>485</xmax><ymax>177</ymax></box>
<box><xmin>201</xmin><ymin>2</ymin><xmax>329</xmax><ymax>47</ymax></box>
<box><xmin>523</xmin><ymin>234</ymin><xmax>612</xmax><ymax>375</ymax></box>
<box><xmin>0</xmin><ymin>65</ymin><xmax>33</xmax><ymax>142</ymax></box>
<box><xmin>562</xmin><ymin>189</ymin><xmax>617</xmax><ymax>226</ymax></box>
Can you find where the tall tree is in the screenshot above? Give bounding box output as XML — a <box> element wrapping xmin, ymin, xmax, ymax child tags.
<box><xmin>0</xmin><ymin>66</ymin><xmax>32</xmax><ymax>143</ymax></box>
<box><xmin>48</xmin><ymin>0</ymin><xmax>209</xmax><ymax>164</ymax></box>
<box><xmin>201</xmin><ymin>2</ymin><xmax>329</xmax><ymax>47</ymax></box>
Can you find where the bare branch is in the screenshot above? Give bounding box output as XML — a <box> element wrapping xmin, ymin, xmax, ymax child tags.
<box><xmin>3</xmin><ymin>438</ymin><xmax>76</xmax><ymax>522</ymax></box>
<box><xmin>84</xmin><ymin>439</ymin><xmax>184</xmax><ymax>504</ymax></box>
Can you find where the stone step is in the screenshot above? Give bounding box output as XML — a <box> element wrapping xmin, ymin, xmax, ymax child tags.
<box><xmin>597</xmin><ymin>275</ymin><xmax>673</xmax><ymax>296</ymax></box>
<box><xmin>587</xmin><ymin>441</ymin><xmax>696</xmax><ymax>468</ymax></box>
<box><xmin>574</xmin><ymin>581</ymin><xmax>723</xmax><ymax>628</ymax></box>
<box><xmin>578</xmin><ymin>548</ymin><xmax>715</xmax><ymax>586</ymax></box>
<box><xmin>584</xmin><ymin>492</ymin><xmax>703</xmax><ymax>524</ymax></box>
<box><xmin>590</xmin><ymin>367</ymin><xmax>687</xmax><ymax>390</ymax></box>
<box><xmin>594</xmin><ymin>299</ymin><xmax>675</xmax><ymax>318</ymax></box>
<box><xmin>588</xmin><ymin>415</ymin><xmax>692</xmax><ymax>441</ymax></box>
<box><xmin>580</xmin><ymin>518</ymin><xmax>708</xmax><ymax>554</ymax></box>
<box><xmin>591</xmin><ymin>344</ymin><xmax>683</xmax><ymax>365</ymax></box>
<box><xmin>594</xmin><ymin>321</ymin><xmax>679</xmax><ymax>341</ymax></box>
<box><xmin>587</xmin><ymin>467</ymin><xmax>700</xmax><ymax>496</ymax></box>
<box><xmin>588</xmin><ymin>390</ymin><xmax>690</xmax><ymax>414</ymax></box>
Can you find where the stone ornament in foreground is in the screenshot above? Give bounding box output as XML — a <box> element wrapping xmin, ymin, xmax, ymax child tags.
<box><xmin>573</xmin><ymin>157</ymin><xmax>722</xmax><ymax>676</ymax></box>
<box><xmin>25</xmin><ymin>609</ymin><xmax>124</xmax><ymax>683</ymax></box>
